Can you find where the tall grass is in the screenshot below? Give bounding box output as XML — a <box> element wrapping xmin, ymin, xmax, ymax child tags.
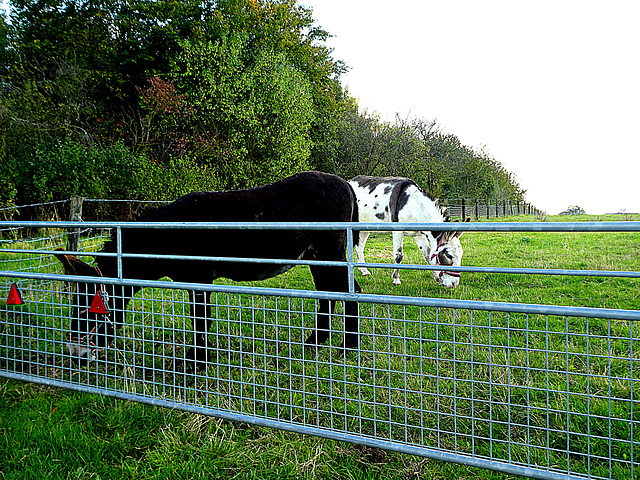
<box><xmin>1</xmin><ymin>214</ymin><xmax>639</xmax><ymax>479</ymax></box>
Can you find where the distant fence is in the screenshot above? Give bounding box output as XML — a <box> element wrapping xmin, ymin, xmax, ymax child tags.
<box><xmin>1</xmin><ymin>196</ymin><xmax>542</xmax><ymax>225</ymax></box>
<box><xmin>1</xmin><ymin>220</ymin><xmax>639</xmax><ymax>480</ymax></box>
<box><xmin>442</xmin><ymin>198</ymin><xmax>543</xmax><ymax>219</ymax></box>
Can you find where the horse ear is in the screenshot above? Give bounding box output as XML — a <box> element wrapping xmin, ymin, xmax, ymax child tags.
<box><xmin>54</xmin><ymin>248</ymin><xmax>96</xmax><ymax>276</ymax></box>
<box><xmin>452</xmin><ymin>217</ymin><xmax>471</xmax><ymax>238</ymax></box>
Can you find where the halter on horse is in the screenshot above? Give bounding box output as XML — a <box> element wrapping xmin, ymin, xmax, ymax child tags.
<box><xmin>430</xmin><ymin>232</ymin><xmax>462</xmax><ymax>280</ymax></box>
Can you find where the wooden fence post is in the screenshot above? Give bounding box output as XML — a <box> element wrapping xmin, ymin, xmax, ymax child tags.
<box><xmin>67</xmin><ymin>196</ymin><xmax>83</xmax><ymax>252</ymax></box>
<box><xmin>441</xmin><ymin>198</ymin><xmax>540</xmax><ymax>219</ymax></box>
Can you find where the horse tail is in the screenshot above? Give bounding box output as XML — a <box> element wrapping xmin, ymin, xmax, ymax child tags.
<box><xmin>348</xmin><ymin>182</ymin><xmax>360</xmax><ymax>248</ymax></box>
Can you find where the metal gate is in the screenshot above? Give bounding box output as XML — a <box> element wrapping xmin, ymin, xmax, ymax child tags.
<box><xmin>1</xmin><ymin>220</ymin><xmax>639</xmax><ymax>480</ymax></box>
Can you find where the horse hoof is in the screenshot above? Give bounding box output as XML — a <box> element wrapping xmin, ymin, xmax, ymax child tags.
<box><xmin>392</xmin><ymin>279</ymin><xmax>401</xmax><ymax>285</ymax></box>
<box><xmin>360</xmin><ymin>269</ymin><xmax>371</xmax><ymax>276</ymax></box>
<box><xmin>305</xmin><ymin>332</ymin><xmax>331</xmax><ymax>347</ymax></box>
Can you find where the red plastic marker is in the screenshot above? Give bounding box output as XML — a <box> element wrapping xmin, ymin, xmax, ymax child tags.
<box><xmin>6</xmin><ymin>283</ymin><xmax>24</xmax><ymax>305</ymax></box>
<box><xmin>89</xmin><ymin>290</ymin><xmax>109</xmax><ymax>314</ymax></box>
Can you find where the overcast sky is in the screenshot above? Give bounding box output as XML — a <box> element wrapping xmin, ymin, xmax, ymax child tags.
<box><xmin>305</xmin><ymin>0</ymin><xmax>640</xmax><ymax>215</ymax></box>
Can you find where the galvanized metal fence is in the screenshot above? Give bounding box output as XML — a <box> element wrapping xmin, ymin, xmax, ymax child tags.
<box><xmin>1</xmin><ymin>220</ymin><xmax>639</xmax><ymax>480</ymax></box>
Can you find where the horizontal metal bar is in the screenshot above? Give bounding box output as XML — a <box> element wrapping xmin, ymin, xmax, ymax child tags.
<box><xmin>5</xmin><ymin>246</ymin><xmax>635</xmax><ymax>279</ymax></box>
<box><xmin>2</xmin><ymin>220</ymin><xmax>640</xmax><ymax>232</ymax></box>
<box><xmin>87</xmin><ymin>251</ymin><xmax>349</xmax><ymax>269</ymax></box>
<box><xmin>358</xmin><ymin>262</ymin><xmax>640</xmax><ymax>278</ymax></box>
<box><xmin>5</xmin><ymin>220</ymin><xmax>639</xmax><ymax>280</ymax></box>
<box><xmin>1</xmin><ymin>247</ymin><xmax>348</xmax><ymax>269</ymax></box>
<box><xmin>3</xmin><ymin>269</ymin><xmax>639</xmax><ymax>321</ymax></box>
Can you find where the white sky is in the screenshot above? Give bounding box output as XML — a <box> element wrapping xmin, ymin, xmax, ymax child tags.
<box><xmin>305</xmin><ymin>0</ymin><xmax>640</xmax><ymax>215</ymax></box>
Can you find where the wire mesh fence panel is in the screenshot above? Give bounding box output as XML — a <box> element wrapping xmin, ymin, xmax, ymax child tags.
<box><xmin>1</xmin><ymin>221</ymin><xmax>639</xmax><ymax>480</ymax></box>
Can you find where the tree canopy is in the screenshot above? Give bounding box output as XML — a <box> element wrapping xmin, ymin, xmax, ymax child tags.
<box><xmin>1</xmin><ymin>0</ymin><xmax>525</xmax><ymax>210</ymax></box>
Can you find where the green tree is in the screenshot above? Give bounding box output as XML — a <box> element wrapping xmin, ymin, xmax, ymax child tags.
<box><xmin>328</xmin><ymin>109</ymin><xmax>525</xmax><ymax>202</ymax></box>
<box><xmin>6</xmin><ymin>0</ymin><xmax>217</xmax><ymax>118</ymax></box>
<box><xmin>560</xmin><ymin>205</ymin><xmax>586</xmax><ymax>215</ymax></box>
<box><xmin>204</xmin><ymin>0</ymin><xmax>348</xmax><ymax>170</ymax></box>
<box><xmin>0</xmin><ymin>14</ymin><xmax>9</xmax><ymax>75</ymax></box>
<box><xmin>2</xmin><ymin>0</ymin><xmax>114</xmax><ymax>154</ymax></box>
<box><xmin>1</xmin><ymin>0</ymin><xmax>528</xmax><ymax>209</ymax></box>
<box><xmin>175</xmin><ymin>33</ymin><xmax>314</xmax><ymax>188</ymax></box>
<box><xmin>4</xmin><ymin>0</ymin><xmax>349</xmax><ymax>191</ymax></box>
<box><xmin>328</xmin><ymin>107</ymin><xmax>388</xmax><ymax>178</ymax></box>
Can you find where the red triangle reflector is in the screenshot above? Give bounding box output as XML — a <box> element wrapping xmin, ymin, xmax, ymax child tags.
<box><xmin>6</xmin><ymin>283</ymin><xmax>24</xmax><ymax>305</ymax></box>
<box><xmin>89</xmin><ymin>290</ymin><xmax>109</xmax><ymax>314</ymax></box>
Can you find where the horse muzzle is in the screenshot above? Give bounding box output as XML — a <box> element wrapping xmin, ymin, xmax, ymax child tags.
<box><xmin>66</xmin><ymin>338</ymin><xmax>98</xmax><ymax>366</ymax></box>
<box><xmin>434</xmin><ymin>269</ymin><xmax>461</xmax><ymax>288</ymax></box>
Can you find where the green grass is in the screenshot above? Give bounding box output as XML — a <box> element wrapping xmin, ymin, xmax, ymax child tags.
<box><xmin>1</xmin><ymin>214</ymin><xmax>639</xmax><ymax>479</ymax></box>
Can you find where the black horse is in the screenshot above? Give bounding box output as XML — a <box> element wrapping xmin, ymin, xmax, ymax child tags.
<box><xmin>56</xmin><ymin>171</ymin><xmax>361</xmax><ymax>370</ymax></box>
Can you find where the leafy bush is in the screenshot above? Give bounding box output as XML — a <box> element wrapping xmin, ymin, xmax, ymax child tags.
<box><xmin>136</xmin><ymin>156</ymin><xmax>225</xmax><ymax>200</ymax></box>
<box><xmin>0</xmin><ymin>172</ymin><xmax>17</xmax><ymax>220</ymax></box>
<box><xmin>9</xmin><ymin>140</ymin><xmax>228</xmax><ymax>210</ymax></box>
<box><xmin>174</xmin><ymin>35</ymin><xmax>313</xmax><ymax>189</ymax></box>
<box><xmin>13</xmin><ymin>141</ymin><xmax>142</xmax><ymax>203</ymax></box>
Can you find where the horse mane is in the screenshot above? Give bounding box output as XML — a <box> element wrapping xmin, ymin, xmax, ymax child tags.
<box><xmin>97</xmin><ymin>200</ymin><xmax>174</xmax><ymax>261</ymax></box>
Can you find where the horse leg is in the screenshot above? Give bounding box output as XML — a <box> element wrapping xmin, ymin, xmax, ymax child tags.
<box><xmin>304</xmin><ymin>297</ymin><xmax>334</xmax><ymax>347</ymax></box>
<box><xmin>306</xmin><ymin>263</ymin><xmax>361</xmax><ymax>350</ymax></box>
<box><xmin>343</xmin><ymin>281</ymin><xmax>361</xmax><ymax>349</ymax></box>
<box><xmin>355</xmin><ymin>230</ymin><xmax>371</xmax><ymax>275</ymax></box>
<box><xmin>185</xmin><ymin>290</ymin><xmax>212</xmax><ymax>372</ymax></box>
<box><xmin>392</xmin><ymin>231</ymin><xmax>404</xmax><ymax>285</ymax></box>
<box><xmin>413</xmin><ymin>233</ymin><xmax>432</xmax><ymax>264</ymax></box>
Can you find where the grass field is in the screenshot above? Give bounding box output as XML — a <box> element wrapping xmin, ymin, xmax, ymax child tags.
<box><xmin>1</xmin><ymin>214</ymin><xmax>639</xmax><ymax>479</ymax></box>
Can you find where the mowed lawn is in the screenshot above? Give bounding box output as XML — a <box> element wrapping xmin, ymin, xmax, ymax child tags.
<box><xmin>1</xmin><ymin>214</ymin><xmax>639</xmax><ymax>480</ymax></box>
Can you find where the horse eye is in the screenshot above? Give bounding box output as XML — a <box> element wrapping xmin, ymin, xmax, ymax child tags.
<box><xmin>439</xmin><ymin>251</ymin><xmax>453</xmax><ymax>265</ymax></box>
